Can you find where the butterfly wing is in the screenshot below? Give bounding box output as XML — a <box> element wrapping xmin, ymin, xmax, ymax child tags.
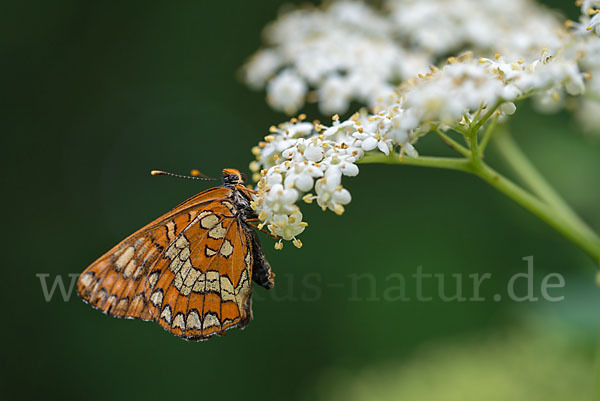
<box><xmin>77</xmin><ymin>187</ymin><xmax>232</xmax><ymax>321</ymax></box>
<box><xmin>145</xmin><ymin>200</ymin><xmax>254</xmax><ymax>340</ymax></box>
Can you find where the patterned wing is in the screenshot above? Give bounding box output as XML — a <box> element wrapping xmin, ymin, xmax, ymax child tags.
<box><xmin>77</xmin><ymin>187</ymin><xmax>232</xmax><ymax>321</ymax></box>
<box><xmin>145</xmin><ymin>199</ymin><xmax>254</xmax><ymax>340</ymax></box>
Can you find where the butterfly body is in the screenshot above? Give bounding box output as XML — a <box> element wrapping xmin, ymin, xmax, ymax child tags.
<box><xmin>77</xmin><ymin>168</ymin><xmax>274</xmax><ymax>341</ymax></box>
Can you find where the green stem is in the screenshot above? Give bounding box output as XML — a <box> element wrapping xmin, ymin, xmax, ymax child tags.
<box><xmin>475</xmin><ymin>162</ymin><xmax>600</xmax><ymax>265</ymax></box>
<box><xmin>433</xmin><ymin>128</ymin><xmax>471</xmax><ymax>157</ymax></box>
<box><xmin>479</xmin><ymin>114</ymin><xmax>498</xmax><ymax>154</ymax></box>
<box><xmin>471</xmin><ymin>104</ymin><xmax>499</xmax><ymax>134</ymax></box>
<box><xmin>358</xmin><ymin>153</ymin><xmax>473</xmax><ymax>173</ymax></box>
<box><xmin>493</xmin><ymin>130</ymin><xmax>599</xmax><ymax>240</ymax></box>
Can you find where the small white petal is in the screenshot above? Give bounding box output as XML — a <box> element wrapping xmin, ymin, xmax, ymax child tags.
<box><xmin>295</xmin><ymin>174</ymin><xmax>314</xmax><ymax>192</ymax></box>
<box><xmin>340</xmin><ymin>163</ymin><xmax>359</xmax><ymax>176</ymax></box>
<box><xmin>500</xmin><ymin>102</ymin><xmax>516</xmax><ymax>115</ymax></box>
<box><xmin>361</xmin><ymin>137</ymin><xmax>378</xmax><ymax>151</ymax></box>
<box><xmin>333</xmin><ymin>188</ymin><xmax>352</xmax><ymax>205</ymax></box>
<box><xmin>304</xmin><ymin>146</ymin><xmax>324</xmax><ymax>162</ymax></box>
<box><xmin>377</xmin><ymin>141</ymin><xmax>390</xmax><ymax>155</ymax></box>
<box><xmin>404</xmin><ymin>144</ymin><xmax>419</xmax><ymax>158</ymax></box>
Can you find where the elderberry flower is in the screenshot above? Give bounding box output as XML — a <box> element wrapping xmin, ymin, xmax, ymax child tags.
<box><xmin>243</xmin><ymin>0</ymin><xmax>574</xmax><ymax>115</ymax></box>
<box><xmin>266</xmin><ymin>69</ymin><xmax>307</xmax><ymax>114</ymax></box>
<box><xmin>242</xmin><ymin>1</ymin><xmax>431</xmax><ymax>115</ymax></box>
<box><xmin>250</xmin><ymin>49</ymin><xmax>589</xmax><ymax>247</ymax></box>
<box><xmin>313</xmin><ymin>169</ymin><xmax>352</xmax><ymax>215</ymax></box>
<box><xmin>387</xmin><ymin>0</ymin><xmax>564</xmax><ymax>58</ymax></box>
<box><xmin>574</xmin><ymin>0</ymin><xmax>600</xmax><ymax>36</ymax></box>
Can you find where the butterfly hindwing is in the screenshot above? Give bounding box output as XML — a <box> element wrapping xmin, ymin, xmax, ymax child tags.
<box><xmin>145</xmin><ymin>199</ymin><xmax>255</xmax><ymax>340</ymax></box>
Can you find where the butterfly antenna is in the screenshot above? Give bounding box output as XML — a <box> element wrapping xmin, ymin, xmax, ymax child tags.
<box><xmin>150</xmin><ymin>170</ymin><xmax>217</xmax><ymax>181</ymax></box>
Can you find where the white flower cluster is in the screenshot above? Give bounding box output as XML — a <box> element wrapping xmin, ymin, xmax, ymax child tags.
<box><xmin>243</xmin><ymin>0</ymin><xmax>572</xmax><ymax>116</ymax></box>
<box><xmin>386</xmin><ymin>0</ymin><xmax>565</xmax><ymax>58</ymax></box>
<box><xmin>569</xmin><ymin>0</ymin><xmax>600</xmax><ymax>132</ymax></box>
<box><xmin>571</xmin><ymin>0</ymin><xmax>600</xmax><ymax>36</ymax></box>
<box><xmin>242</xmin><ymin>1</ymin><xmax>431</xmax><ymax>115</ymax></box>
<box><xmin>251</xmin><ymin>52</ymin><xmax>586</xmax><ymax>248</ymax></box>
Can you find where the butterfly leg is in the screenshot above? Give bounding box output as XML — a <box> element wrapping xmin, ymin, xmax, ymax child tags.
<box><xmin>249</xmin><ymin>230</ymin><xmax>275</xmax><ymax>290</ymax></box>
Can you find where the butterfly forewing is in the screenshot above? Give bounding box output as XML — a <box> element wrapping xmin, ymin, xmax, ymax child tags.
<box><xmin>78</xmin><ymin>188</ymin><xmax>232</xmax><ymax>320</ymax></box>
<box><xmin>77</xmin><ymin>170</ymin><xmax>272</xmax><ymax>341</ymax></box>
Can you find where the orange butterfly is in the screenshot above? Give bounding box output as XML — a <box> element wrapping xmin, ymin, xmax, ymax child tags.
<box><xmin>77</xmin><ymin>168</ymin><xmax>275</xmax><ymax>341</ymax></box>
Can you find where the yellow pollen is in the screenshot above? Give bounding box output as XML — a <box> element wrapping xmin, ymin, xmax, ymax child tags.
<box><xmin>292</xmin><ymin>238</ymin><xmax>303</xmax><ymax>248</ymax></box>
<box><xmin>302</xmin><ymin>193</ymin><xmax>314</xmax><ymax>203</ymax></box>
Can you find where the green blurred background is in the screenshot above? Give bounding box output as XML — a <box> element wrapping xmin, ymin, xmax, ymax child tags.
<box><xmin>3</xmin><ymin>1</ymin><xmax>600</xmax><ymax>399</ymax></box>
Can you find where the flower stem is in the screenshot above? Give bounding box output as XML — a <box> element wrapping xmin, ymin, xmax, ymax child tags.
<box><xmin>358</xmin><ymin>153</ymin><xmax>474</xmax><ymax>173</ymax></box>
<box><xmin>479</xmin><ymin>114</ymin><xmax>499</xmax><ymax>154</ymax></box>
<box><xmin>433</xmin><ymin>128</ymin><xmax>471</xmax><ymax>157</ymax></box>
<box><xmin>474</xmin><ymin>162</ymin><xmax>600</xmax><ymax>265</ymax></box>
<box><xmin>492</xmin><ymin>129</ymin><xmax>599</xmax><ymax>241</ymax></box>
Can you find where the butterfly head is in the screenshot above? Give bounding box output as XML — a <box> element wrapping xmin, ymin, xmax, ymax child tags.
<box><xmin>222</xmin><ymin>168</ymin><xmax>246</xmax><ymax>185</ymax></box>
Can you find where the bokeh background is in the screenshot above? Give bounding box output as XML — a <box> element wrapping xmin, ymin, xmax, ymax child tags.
<box><xmin>4</xmin><ymin>1</ymin><xmax>600</xmax><ymax>400</ymax></box>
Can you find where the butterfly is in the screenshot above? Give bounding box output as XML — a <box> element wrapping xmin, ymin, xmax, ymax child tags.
<box><xmin>77</xmin><ymin>168</ymin><xmax>275</xmax><ymax>341</ymax></box>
